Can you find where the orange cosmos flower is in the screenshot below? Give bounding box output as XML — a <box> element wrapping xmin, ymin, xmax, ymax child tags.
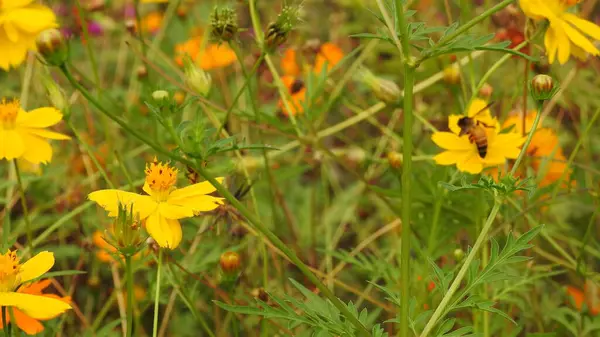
<box><xmin>0</xmin><ymin>280</ymin><xmax>71</xmax><ymax>336</ymax></box>
<box><xmin>281</xmin><ymin>48</ymin><xmax>300</xmax><ymax>77</ymax></box>
<box><xmin>502</xmin><ymin>112</ymin><xmax>572</xmax><ymax>188</ymax></box>
<box><xmin>566</xmin><ymin>282</ymin><xmax>600</xmax><ymax>316</ymax></box>
<box><xmin>175</xmin><ymin>37</ymin><xmax>237</xmax><ymax>70</ymax></box>
<box><xmin>278</xmin><ymin>76</ymin><xmax>307</xmax><ymax>116</ymax></box>
<box><xmin>313</xmin><ymin>42</ymin><xmax>345</xmax><ymax>73</ymax></box>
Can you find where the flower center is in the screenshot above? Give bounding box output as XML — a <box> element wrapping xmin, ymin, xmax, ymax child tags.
<box><xmin>0</xmin><ymin>99</ymin><xmax>19</xmax><ymax>130</ymax></box>
<box><xmin>0</xmin><ymin>251</ymin><xmax>21</xmax><ymax>292</ymax></box>
<box><xmin>145</xmin><ymin>158</ymin><xmax>178</xmax><ymax>201</ymax></box>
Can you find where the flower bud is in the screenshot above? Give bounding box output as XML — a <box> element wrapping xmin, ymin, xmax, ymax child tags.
<box><xmin>264</xmin><ymin>5</ymin><xmax>300</xmax><ymax>52</ymax></box>
<box><xmin>387</xmin><ymin>151</ymin><xmax>402</xmax><ymax>169</ymax></box>
<box><xmin>210</xmin><ymin>6</ymin><xmax>238</xmax><ymax>43</ymax></box>
<box><xmin>183</xmin><ymin>57</ymin><xmax>212</xmax><ymax>97</ymax></box>
<box><xmin>530</xmin><ymin>74</ymin><xmax>557</xmax><ymax>101</ymax></box>
<box><xmin>220</xmin><ymin>251</ymin><xmax>241</xmax><ymax>274</ymax></box>
<box><xmin>136</xmin><ymin>65</ymin><xmax>148</xmax><ymax>80</ymax></box>
<box><xmin>112</xmin><ymin>203</ymin><xmax>144</xmax><ymax>255</ymax></box>
<box><xmin>453</xmin><ymin>248</ymin><xmax>465</xmax><ymax>261</ymax></box>
<box><xmin>42</xmin><ymin>75</ymin><xmax>67</xmax><ymax>111</ymax></box>
<box><xmin>443</xmin><ymin>65</ymin><xmax>460</xmax><ymax>85</ymax></box>
<box><xmin>36</xmin><ymin>29</ymin><xmax>68</xmax><ymax>66</ymax></box>
<box><xmin>152</xmin><ymin>90</ymin><xmax>170</xmax><ymax>103</ymax></box>
<box><xmin>479</xmin><ymin>83</ymin><xmax>494</xmax><ymax>98</ymax></box>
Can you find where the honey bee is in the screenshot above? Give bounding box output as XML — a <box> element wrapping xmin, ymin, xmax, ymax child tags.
<box><xmin>456</xmin><ymin>103</ymin><xmax>495</xmax><ymax>158</ymax></box>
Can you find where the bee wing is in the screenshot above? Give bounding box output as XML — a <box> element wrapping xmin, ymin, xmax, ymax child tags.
<box><xmin>471</xmin><ymin>101</ymin><xmax>495</xmax><ymax>118</ymax></box>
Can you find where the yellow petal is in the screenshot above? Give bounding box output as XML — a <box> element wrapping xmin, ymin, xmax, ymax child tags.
<box><xmin>18</xmin><ymin>251</ymin><xmax>54</xmax><ymax>284</ymax></box>
<box><xmin>434</xmin><ymin>151</ymin><xmax>461</xmax><ymax>165</ymax></box>
<box><xmin>431</xmin><ymin>132</ymin><xmax>472</xmax><ymax>150</ymax></box>
<box><xmin>16</xmin><ymin>107</ymin><xmax>63</xmax><ymax>129</ymax></box>
<box><xmin>0</xmin><ymin>129</ymin><xmax>25</xmax><ymax>160</ymax></box>
<box><xmin>519</xmin><ymin>0</ymin><xmax>556</xmax><ymax>21</ymax></box>
<box><xmin>167</xmin><ymin>195</ymin><xmax>224</xmax><ymax>214</ymax></box>
<box><xmin>4</xmin><ymin>22</ymin><xmax>20</xmax><ymax>42</ymax></box>
<box><xmin>158</xmin><ymin>202</ymin><xmax>194</xmax><ymax>220</ymax></box>
<box><xmin>448</xmin><ymin>114</ymin><xmax>462</xmax><ymax>135</ymax></box>
<box><xmin>19</xmin><ymin>132</ymin><xmax>52</xmax><ymax>164</ymax></box>
<box><xmin>1</xmin><ymin>0</ymin><xmax>35</xmax><ymax>10</ymax></box>
<box><xmin>0</xmin><ymin>292</ymin><xmax>70</xmax><ymax>320</ymax></box>
<box><xmin>168</xmin><ymin>178</ymin><xmax>224</xmax><ymax>200</ymax></box>
<box><xmin>563</xmin><ymin>13</ymin><xmax>600</xmax><ymax>40</ymax></box>
<box><xmin>456</xmin><ymin>152</ymin><xmax>484</xmax><ymax>174</ymax></box>
<box><xmin>88</xmin><ymin>190</ymin><xmax>158</xmax><ymax>219</ymax></box>
<box><xmin>2</xmin><ymin>5</ymin><xmax>57</xmax><ymax>33</ymax></box>
<box><xmin>545</xmin><ymin>25</ymin><xmax>558</xmax><ymax>64</ymax></box>
<box><xmin>552</xmin><ymin>21</ymin><xmax>572</xmax><ymax>64</ymax></box>
<box><xmin>145</xmin><ymin>213</ymin><xmax>182</xmax><ymax>249</ymax></box>
<box><xmin>0</xmin><ymin>31</ymin><xmax>28</xmax><ymax>70</ymax></box>
<box><xmin>559</xmin><ymin>19</ymin><xmax>600</xmax><ymax>55</ymax></box>
<box><xmin>23</xmin><ymin>128</ymin><xmax>70</xmax><ymax>140</ymax></box>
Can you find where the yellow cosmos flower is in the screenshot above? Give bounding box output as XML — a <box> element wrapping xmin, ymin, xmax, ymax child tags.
<box><xmin>0</xmin><ymin>250</ymin><xmax>72</xmax><ymax>326</ymax></box>
<box><xmin>0</xmin><ymin>0</ymin><xmax>58</xmax><ymax>70</ymax></box>
<box><xmin>0</xmin><ymin>280</ymin><xmax>71</xmax><ymax>335</ymax></box>
<box><xmin>432</xmin><ymin>99</ymin><xmax>525</xmax><ymax>174</ymax></box>
<box><xmin>0</xmin><ymin>99</ymin><xmax>70</xmax><ymax>164</ymax></box>
<box><xmin>519</xmin><ymin>0</ymin><xmax>600</xmax><ymax>64</ymax></box>
<box><xmin>89</xmin><ymin>159</ymin><xmax>225</xmax><ymax>249</ymax></box>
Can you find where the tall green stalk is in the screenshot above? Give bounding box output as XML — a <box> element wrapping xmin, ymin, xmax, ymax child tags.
<box><xmin>510</xmin><ymin>102</ymin><xmax>543</xmax><ymax>177</ymax></box>
<box><xmin>125</xmin><ymin>255</ymin><xmax>135</xmax><ymax>337</ymax></box>
<box><xmin>394</xmin><ymin>1</ymin><xmax>416</xmax><ymax>336</ymax></box>
<box><xmin>152</xmin><ymin>250</ymin><xmax>163</xmax><ymax>337</ymax></box>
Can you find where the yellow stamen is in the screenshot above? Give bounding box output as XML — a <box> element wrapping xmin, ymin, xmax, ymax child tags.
<box><xmin>0</xmin><ymin>99</ymin><xmax>20</xmax><ymax>129</ymax></box>
<box><xmin>145</xmin><ymin>158</ymin><xmax>178</xmax><ymax>200</ymax></box>
<box><xmin>0</xmin><ymin>250</ymin><xmax>21</xmax><ymax>292</ymax></box>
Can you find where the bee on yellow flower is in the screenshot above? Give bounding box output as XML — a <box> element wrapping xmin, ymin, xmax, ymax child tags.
<box><xmin>0</xmin><ymin>99</ymin><xmax>70</xmax><ymax>164</ymax></box>
<box><xmin>89</xmin><ymin>158</ymin><xmax>225</xmax><ymax>249</ymax></box>
<box><xmin>519</xmin><ymin>0</ymin><xmax>600</xmax><ymax>64</ymax></box>
<box><xmin>432</xmin><ymin>99</ymin><xmax>525</xmax><ymax>174</ymax></box>
<box><xmin>0</xmin><ymin>0</ymin><xmax>58</xmax><ymax>70</ymax></box>
<box><xmin>0</xmin><ymin>250</ymin><xmax>71</xmax><ymax>334</ymax></box>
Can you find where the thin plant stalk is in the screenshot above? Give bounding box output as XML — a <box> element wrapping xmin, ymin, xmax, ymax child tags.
<box><xmin>419</xmin><ymin>197</ymin><xmax>503</xmax><ymax>337</ymax></box>
<box><xmin>394</xmin><ymin>0</ymin><xmax>416</xmax><ymax>336</ymax></box>
<box><xmin>13</xmin><ymin>160</ymin><xmax>32</xmax><ymax>252</ymax></box>
<box><xmin>153</xmin><ymin>250</ymin><xmax>163</xmax><ymax>337</ymax></box>
<box><xmin>510</xmin><ymin>102</ymin><xmax>543</xmax><ymax>177</ymax></box>
<box><xmin>2</xmin><ymin>307</ymin><xmax>7</xmax><ymax>337</ymax></box>
<box><xmin>125</xmin><ymin>255</ymin><xmax>135</xmax><ymax>337</ymax></box>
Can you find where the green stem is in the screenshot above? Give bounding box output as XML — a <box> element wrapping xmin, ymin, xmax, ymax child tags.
<box><xmin>134</xmin><ymin>0</ymin><xmax>147</xmax><ymax>56</ymax></box>
<box><xmin>215</xmin><ymin>49</ymin><xmax>265</xmax><ymax>137</ymax></box>
<box><xmin>417</xmin><ymin>0</ymin><xmax>515</xmax><ymax>64</ymax></box>
<box><xmin>75</xmin><ymin>0</ymin><xmax>100</xmax><ymax>86</ymax></box>
<box><xmin>510</xmin><ymin>101</ymin><xmax>543</xmax><ymax>177</ymax></box>
<box><xmin>125</xmin><ymin>255</ymin><xmax>135</xmax><ymax>337</ymax></box>
<box><xmin>419</xmin><ymin>196</ymin><xmax>502</xmax><ymax>337</ymax></box>
<box><xmin>13</xmin><ymin>160</ymin><xmax>32</xmax><ymax>252</ymax></box>
<box><xmin>152</xmin><ymin>250</ymin><xmax>163</xmax><ymax>337</ymax></box>
<box><xmin>2</xmin><ymin>307</ymin><xmax>7</xmax><ymax>337</ymax></box>
<box><xmin>395</xmin><ymin>0</ymin><xmax>415</xmax><ymax>336</ymax></box>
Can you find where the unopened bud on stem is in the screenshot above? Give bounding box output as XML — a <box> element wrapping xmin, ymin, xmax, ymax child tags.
<box><xmin>36</xmin><ymin>28</ymin><xmax>68</xmax><ymax>66</ymax></box>
<box><xmin>530</xmin><ymin>74</ymin><xmax>557</xmax><ymax>101</ymax></box>
<box><xmin>183</xmin><ymin>57</ymin><xmax>212</xmax><ymax>97</ymax></box>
